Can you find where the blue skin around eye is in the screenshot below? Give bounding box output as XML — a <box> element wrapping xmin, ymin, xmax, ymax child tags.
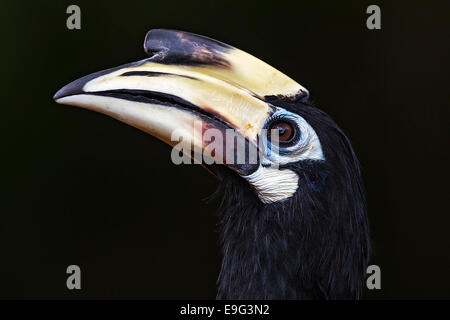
<box><xmin>265</xmin><ymin>109</ymin><xmax>327</xmax><ymax>192</ymax></box>
<box><xmin>264</xmin><ymin>109</ymin><xmax>303</xmax><ymax>156</ymax></box>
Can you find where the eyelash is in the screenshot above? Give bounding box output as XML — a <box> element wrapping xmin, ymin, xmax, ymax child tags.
<box><xmin>266</xmin><ymin>113</ymin><xmax>284</xmax><ymax>124</ymax></box>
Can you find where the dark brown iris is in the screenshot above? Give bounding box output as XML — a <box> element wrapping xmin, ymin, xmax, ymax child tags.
<box><xmin>272</xmin><ymin>122</ymin><xmax>294</xmax><ymax>142</ymax></box>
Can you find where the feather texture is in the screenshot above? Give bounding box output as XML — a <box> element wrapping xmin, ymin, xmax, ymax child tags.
<box><xmin>211</xmin><ymin>101</ymin><xmax>370</xmax><ymax>299</ymax></box>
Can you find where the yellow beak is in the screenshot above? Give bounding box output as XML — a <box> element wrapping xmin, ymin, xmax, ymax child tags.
<box><xmin>54</xmin><ymin>29</ymin><xmax>308</xmax><ymax>173</ymax></box>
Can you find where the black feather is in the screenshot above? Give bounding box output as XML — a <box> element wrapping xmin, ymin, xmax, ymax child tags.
<box><xmin>211</xmin><ymin>101</ymin><xmax>370</xmax><ymax>300</ymax></box>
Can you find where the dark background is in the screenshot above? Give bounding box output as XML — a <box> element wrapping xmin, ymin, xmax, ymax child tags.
<box><xmin>0</xmin><ymin>0</ymin><xmax>448</xmax><ymax>299</ymax></box>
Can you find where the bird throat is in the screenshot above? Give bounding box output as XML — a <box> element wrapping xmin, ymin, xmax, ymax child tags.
<box><xmin>214</xmin><ymin>169</ymin><xmax>313</xmax><ymax>299</ymax></box>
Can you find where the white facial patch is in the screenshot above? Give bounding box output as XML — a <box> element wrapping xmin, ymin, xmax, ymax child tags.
<box><xmin>243</xmin><ymin>166</ymin><xmax>299</xmax><ymax>204</ymax></box>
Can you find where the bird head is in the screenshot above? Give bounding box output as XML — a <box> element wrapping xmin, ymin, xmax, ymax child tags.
<box><xmin>54</xmin><ymin>29</ymin><xmax>325</xmax><ymax>203</ymax></box>
<box><xmin>54</xmin><ymin>29</ymin><xmax>370</xmax><ymax>299</ymax></box>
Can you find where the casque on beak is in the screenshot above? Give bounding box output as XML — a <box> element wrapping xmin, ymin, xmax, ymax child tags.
<box><xmin>54</xmin><ymin>29</ymin><xmax>308</xmax><ymax>175</ymax></box>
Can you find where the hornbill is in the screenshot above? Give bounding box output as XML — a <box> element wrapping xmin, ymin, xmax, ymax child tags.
<box><xmin>54</xmin><ymin>29</ymin><xmax>370</xmax><ymax>299</ymax></box>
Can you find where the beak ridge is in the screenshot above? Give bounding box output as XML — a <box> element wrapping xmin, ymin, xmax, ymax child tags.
<box><xmin>53</xmin><ymin>61</ymin><xmax>148</xmax><ymax>101</ymax></box>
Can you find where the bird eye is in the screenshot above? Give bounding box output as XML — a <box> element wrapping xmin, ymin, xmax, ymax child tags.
<box><xmin>273</xmin><ymin>122</ymin><xmax>293</xmax><ymax>141</ymax></box>
<box><xmin>267</xmin><ymin>119</ymin><xmax>299</xmax><ymax>145</ymax></box>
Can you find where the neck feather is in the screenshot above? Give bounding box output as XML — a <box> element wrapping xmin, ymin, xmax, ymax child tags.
<box><xmin>213</xmin><ymin>166</ymin><xmax>369</xmax><ymax>300</ymax></box>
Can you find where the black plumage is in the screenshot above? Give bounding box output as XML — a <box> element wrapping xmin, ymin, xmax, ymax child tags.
<box><xmin>54</xmin><ymin>29</ymin><xmax>370</xmax><ymax>300</ymax></box>
<box><xmin>212</xmin><ymin>101</ymin><xmax>370</xmax><ymax>299</ymax></box>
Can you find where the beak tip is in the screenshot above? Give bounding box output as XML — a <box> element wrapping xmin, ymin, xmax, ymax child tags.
<box><xmin>53</xmin><ymin>89</ymin><xmax>64</xmax><ymax>101</ymax></box>
<box><xmin>53</xmin><ymin>78</ymin><xmax>87</xmax><ymax>102</ymax></box>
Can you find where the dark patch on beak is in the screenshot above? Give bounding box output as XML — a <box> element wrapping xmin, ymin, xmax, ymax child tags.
<box><xmin>144</xmin><ymin>29</ymin><xmax>232</xmax><ymax>68</ymax></box>
<box><xmin>264</xmin><ymin>89</ymin><xmax>310</xmax><ymax>104</ymax></box>
<box><xmin>83</xmin><ymin>89</ymin><xmax>235</xmax><ymax>131</ymax></box>
<box><xmin>120</xmin><ymin>70</ymin><xmax>199</xmax><ymax>81</ymax></box>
